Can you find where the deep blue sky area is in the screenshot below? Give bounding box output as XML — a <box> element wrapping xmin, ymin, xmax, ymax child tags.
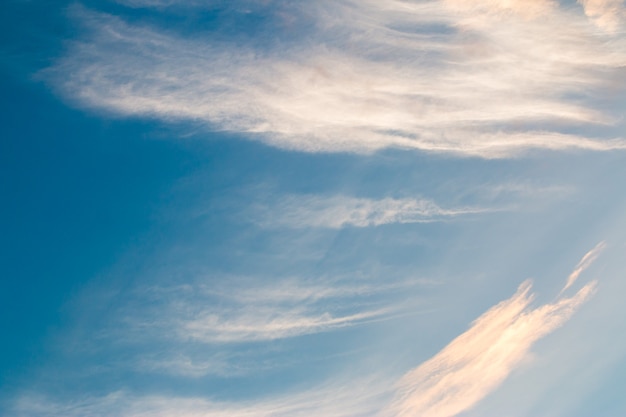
<box><xmin>0</xmin><ymin>1</ymin><xmax>223</xmax><ymax>383</ymax></box>
<box><xmin>0</xmin><ymin>68</ymin><xmax>196</xmax><ymax>386</ymax></box>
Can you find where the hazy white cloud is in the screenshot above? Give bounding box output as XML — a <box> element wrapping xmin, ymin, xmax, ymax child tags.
<box><xmin>561</xmin><ymin>240</ymin><xmax>606</xmax><ymax>293</ymax></box>
<box><xmin>385</xmin><ymin>243</ymin><xmax>603</xmax><ymax>417</ymax></box>
<box><xmin>443</xmin><ymin>0</ymin><xmax>556</xmax><ymax>18</ymax></box>
<box><xmin>49</xmin><ymin>1</ymin><xmax>626</xmax><ymax>157</ymax></box>
<box><xmin>181</xmin><ymin>307</ymin><xmax>388</xmax><ymax>343</ymax></box>
<box><xmin>14</xmin><ymin>378</ymin><xmax>389</xmax><ymax>417</ymax></box>
<box><xmin>579</xmin><ymin>0</ymin><xmax>626</xmax><ymax>31</ymax></box>
<box><xmin>256</xmin><ymin>195</ymin><xmax>486</xmax><ymax>229</ymax></box>
<box><xmin>121</xmin><ymin>277</ymin><xmax>407</xmax><ymax>344</ymax></box>
<box><xmin>134</xmin><ymin>352</ymin><xmax>253</xmax><ymax>378</ymax></box>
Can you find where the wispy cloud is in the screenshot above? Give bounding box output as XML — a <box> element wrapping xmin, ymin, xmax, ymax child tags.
<box><xmin>443</xmin><ymin>0</ymin><xmax>557</xmax><ymax>17</ymax></box>
<box><xmin>11</xmin><ymin>243</ymin><xmax>604</xmax><ymax>417</ymax></box>
<box><xmin>120</xmin><ymin>276</ymin><xmax>410</xmax><ymax>344</ymax></box>
<box><xmin>181</xmin><ymin>307</ymin><xmax>388</xmax><ymax>343</ymax></box>
<box><xmin>14</xmin><ymin>378</ymin><xmax>390</xmax><ymax>417</ymax></box>
<box><xmin>115</xmin><ymin>0</ymin><xmax>195</xmax><ymax>8</ymax></box>
<box><xmin>386</xmin><ymin>242</ymin><xmax>604</xmax><ymax>417</ymax></box>
<box><xmin>579</xmin><ymin>0</ymin><xmax>626</xmax><ymax>31</ymax></box>
<box><xmin>561</xmin><ymin>240</ymin><xmax>606</xmax><ymax>294</ymax></box>
<box><xmin>134</xmin><ymin>353</ymin><xmax>248</xmax><ymax>378</ymax></box>
<box><xmin>255</xmin><ymin>195</ymin><xmax>486</xmax><ymax>229</ymax></box>
<box><xmin>48</xmin><ymin>1</ymin><xmax>626</xmax><ymax>157</ymax></box>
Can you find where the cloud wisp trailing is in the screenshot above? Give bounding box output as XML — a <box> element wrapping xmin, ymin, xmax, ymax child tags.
<box><xmin>14</xmin><ymin>378</ymin><xmax>390</xmax><ymax>417</ymax></box>
<box><xmin>385</xmin><ymin>243</ymin><xmax>603</xmax><ymax>417</ymax></box>
<box><xmin>255</xmin><ymin>195</ymin><xmax>486</xmax><ymax>229</ymax></box>
<box><xmin>121</xmin><ymin>276</ymin><xmax>405</xmax><ymax>344</ymax></box>
<box><xmin>49</xmin><ymin>0</ymin><xmax>626</xmax><ymax>158</ymax></box>
<box><xmin>561</xmin><ymin>240</ymin><xmax>606</xmax><ymax>294</ymax></box>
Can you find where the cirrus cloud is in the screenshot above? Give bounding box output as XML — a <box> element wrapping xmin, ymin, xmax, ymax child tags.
<box><xmin>48</xmin><ymin>1</ymin><xmax>626</xmax><ymax>157</ymax></box>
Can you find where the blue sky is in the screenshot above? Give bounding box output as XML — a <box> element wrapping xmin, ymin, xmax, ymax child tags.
<box><xmin>2</xmin><ymin>0</ymin><xmax>626</xmax><ymax>416</ymax></box>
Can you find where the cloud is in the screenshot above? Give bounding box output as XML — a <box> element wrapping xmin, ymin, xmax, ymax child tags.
<box><xmin>561</xmin><ymin>240</ymin><xmax>606</xmax><ymax>293</ymax></box>
<box><xmin>180</xmin><ymin>307</ymin><xmax>388</xmax><ymax>343</ymax></box>
<box><xmin>48</xmin><ymin>1</ymin><xmax>626</xmax><ymax>157</ymax></box>
<box><xmin>13</xmin><ymin>378</ymin><xmax>390</xmax><ymax>417</ymax></box>
<box><xmin>135</xmin><ymin>354</ymin><xmax>239</xmax><ymax>378</ymax></box>
<box><xmin>386</xmin><ymin>243</ymin><xmax>604</xmax><ymax>417</ymax></box>
<box><xmin>114</xmin><ymin>0</ymin><xmax>184</xmax><ymax>7</ymax></box>
<box><xmin>115</xmin><ymin>0</ymin><xmax>195</xmax><ymax>8</ymax></box>
<box><xmin>579</xmin><ymin>0</ymin><xmax>626</xmax><ymax>31</ymax></box>
<box><xmin>9</xmin><ymin>243</ymin><xmax>604</xmax><ymax>417</ymax></box>
<box><xmin>443</xmin><ymin>0</ymin><xmax>556</xmax><ymax>18</ymax></box>
<box><xmin>119</xmin><ymin>277</ymin><xmax>409</xmax><ymax>344</ymax></box>
<box><xmin>255</xmin><ymin>195</ymin><xmax>487</xmax><ymax>229</ymax></box>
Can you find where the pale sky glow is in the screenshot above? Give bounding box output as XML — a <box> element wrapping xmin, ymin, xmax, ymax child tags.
<box><xmin>3</xmin><ymin>1</ymin><xmax>626</xmax><ymax>417</ymax></box>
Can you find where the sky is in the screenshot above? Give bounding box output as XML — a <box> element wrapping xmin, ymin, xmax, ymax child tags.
<box><xmin>1</xmin><ymin>1</ymin><xmax>626</xmax><ymax>416</ymax></box>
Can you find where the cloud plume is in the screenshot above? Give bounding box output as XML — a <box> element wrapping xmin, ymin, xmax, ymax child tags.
<box><xmin>48</xmin><ymin>1</ymin><xmax>626</xmax><ymax>157</ymax></box>
<box><xmin>386</xmin><ymin>243</ymin><xmax>604</xmax><ymax>417</ymax></box>
<box><xmin>561</xmin><ymin>240</ymin><xmax>606</xmax><ymax>294</ymax></box>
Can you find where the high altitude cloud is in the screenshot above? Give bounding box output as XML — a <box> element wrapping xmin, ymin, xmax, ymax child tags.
<box><xmin>12</xmin><ymin>243</ymin><xmax>604</xmax><ymax>417</ymax></box>
<box><xmin>256</xmin><ymin>195</ymin><xmax>486</xmax><ymax>229</ymax></box>
<box><xmin>443</xmin><ymin>0</ymin><xmax>556</xmax><ymax>17</ymax></box>
<box><xmin>49</xmin><ymin>1</ymin><xmax>626</xmax><ymax>157</ymax></box>
<box><xmin>561</xmin><ymin>240</ymin><xmax>606</xmax><ymax>293</ymax></box>
<box><xmin>14</xmin><ymin>379</ymin><xmax>389</xmax><ymax>417</ymax></box>
<box><xmin>386</xmin><ymin>243</ymin><xmax>603</xmax><ymax>417</ymax></box>
<box><xmin>120</xmin><ymin>277</ymin><xmax>404</xmax><ymax>344</ymax></box>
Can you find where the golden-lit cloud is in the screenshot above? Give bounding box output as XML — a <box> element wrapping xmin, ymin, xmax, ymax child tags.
<box><xmin>579</xmin><ymin>0</ymin><xmax>626</xmax><ymax>31</ymax></box>
<box><xmin>385</xmin><ymin>243</ymin><xmax>604</xmax><ymax>417</ymax></box>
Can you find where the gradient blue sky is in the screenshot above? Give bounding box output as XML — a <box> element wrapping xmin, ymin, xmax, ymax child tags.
<box><xmin>2</xmin><ymin>1</ymin><xmax>626</xmax><ymax>416</ymax></box>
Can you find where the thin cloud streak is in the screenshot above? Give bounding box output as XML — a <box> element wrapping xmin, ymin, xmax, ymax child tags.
<box><xmin>48</xmin><ymin>1</ymin><xmax>626</xmax><ymax>157</ymax></box>
<box><xmin>181</xmin><ymin>307</ymin><xmax>389</xmax><ymax>343</ymax></box>
<box><xmin>561</xmin><ymin>240</ymin><xmax>606</xmax><ymax>294</ymax></box>
<box><xmin>120</xmin><ymin>277</ymin><xmax>408</xmax><ymax>344</ymax></box>
<box><xmin>386</xmin><ymin>243</ymin><xmax>604</xmax><ymax>417</ymax></box>
<box><xmin>443</xmin><ymin>0</ymin><xmax>557</xmax><ymax>17</ymax></box>
<box><xmin>14</xmin><ymin>378</ymin><xmax>390</xmax><ymax>417</ymax></box>
<box><xmin>256</xmin><ymin>195</ymin><xmax>487</xmax><ymax>229</ymax></box>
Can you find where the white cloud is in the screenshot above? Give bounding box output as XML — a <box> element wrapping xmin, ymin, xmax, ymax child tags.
<box><xmin>49</xmin><ymin>1</ymin><xmax>626</xmax><ymax>157</ymax></box>
<box><xmin>181</xmin><ymin>307</ymin><xmax>388</xmax><ymax>343</ymax></box>
<box><xmin>385</xmin><ymin>243</ymin><xmax>604</xmax><ymax>417</ymax></box>
<box><xmin>14</xmin><ymin>378</ymin><xmax>390</xmax><ymax>417</ymax></box>
<box><xmin>443</xmin><ymin>0</ymin><xmax>557</xmax><ymax>18</ymax></box>
<box><xmin>120</xmin><ymin>277</ymin><xmax>409</xmax><ymax>344</ymax></box>
<box><xmin>579</xmin><ymin>0</ymin><xmax>626</xmax><ymax>31</ymax></box>
<box><xmin>561</xmin><ymin>240</ymin><xmax>606</xmax><ymax>293</ymax></box>
<box><xmin>256</xmin><ymin>195</ymin><xmax>486</xmax><ymax>229</ymax></box>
